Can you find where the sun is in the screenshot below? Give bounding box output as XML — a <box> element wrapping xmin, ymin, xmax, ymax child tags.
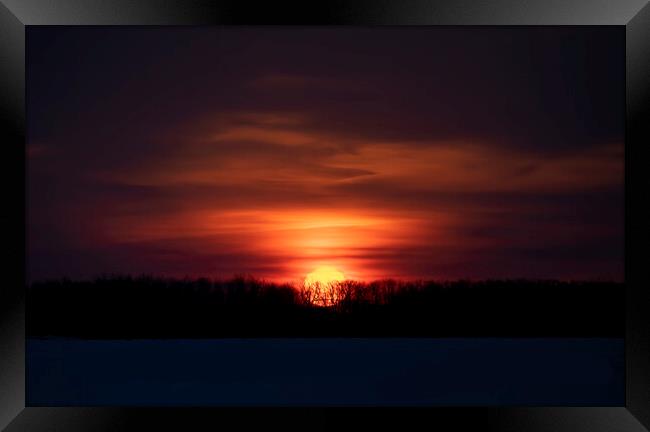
<box><xmin>304</xmin><ymin>266</ymin><xmax>345</xmax><ymax>287</ymax></box>
<box><xmin>303</xmin><ymin>266</ymin><xmax>346</xmax><ymax>307</ymax></box>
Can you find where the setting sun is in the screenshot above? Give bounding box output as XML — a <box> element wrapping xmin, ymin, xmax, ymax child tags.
<box><xmin>304</xmin><ymin>266</ymin><xmax>346</xmax><ymax>287</ymax></box>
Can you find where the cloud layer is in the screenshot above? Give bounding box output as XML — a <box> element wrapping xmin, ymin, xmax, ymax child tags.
<box><xmin>27</xmin><ymin>27</ymin><xmax>624</xmax><ymax>282</ymax></box>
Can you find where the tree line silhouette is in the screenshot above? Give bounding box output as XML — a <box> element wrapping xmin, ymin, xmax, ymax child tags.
<box><xmin>27</xmin><ymin>275</ymin><xmax>624</xmax><ymax>338</ymax></box>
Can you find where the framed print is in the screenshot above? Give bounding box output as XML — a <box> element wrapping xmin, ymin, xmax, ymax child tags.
<box><xmin>1</xmin><ymin>0</ymin><xmax>649</xmax><ymax>430</ymax></box>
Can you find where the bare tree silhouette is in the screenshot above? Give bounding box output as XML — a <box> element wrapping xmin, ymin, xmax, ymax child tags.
<box><xmin>27</xmin><ymin>275</ymin><xmax>624</xmax><ymax>338</ymax></box>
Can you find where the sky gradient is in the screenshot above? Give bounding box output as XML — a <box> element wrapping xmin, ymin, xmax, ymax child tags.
<box><xmin>27</xmin><ymin>27</ymin><xmax>624</xmax><ymax>283</ymax></box>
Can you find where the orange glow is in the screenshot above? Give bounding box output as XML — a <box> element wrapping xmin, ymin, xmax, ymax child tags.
<box><xmin>82</xmin><ymin>107</ymin><xmax>623</xmax><ymax>283</ymax></box>
<box><xmin>98</xmin><ymin>206</ymin><xmax>442</xmax><ymax>282</ymax></box>
<box><xmin>305</xmin><ymin>266</ymin><xmax>345</xmax><ymax>286</ymax></box>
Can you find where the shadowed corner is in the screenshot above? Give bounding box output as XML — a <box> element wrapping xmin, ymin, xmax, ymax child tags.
<box><xmin>5</xmin><ymin>407</ymin><xmax>648</xmax><ymax>432</ymax></box>
<box><xmin>4</xmin><ymin>408</ymin><xmax>128</xmax><ymax>432</ymax></box>
<box><xmin>487</xmin><ymin>408</ymin><xmax>649</xmax><ymax>432</ymax></box>
<box><xmin>627</xmin><ymin>2</ymin><xmax>650</xmax><ymax>430</ymax></box>
<box><xmin>0</xmin><ymin>295</ymin><xmax>25</xmax><ymax>431</ymax></box>
<box><xmin>0</xmin><ymin>0</ymin><xmax>26</xmax><ymax>431</ymax></box>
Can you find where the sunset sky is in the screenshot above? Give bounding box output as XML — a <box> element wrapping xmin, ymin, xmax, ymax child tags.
<box><xmin>27</xmin><ymin>27</ymin><xmax>624</xmax><ymax>283</ymax></box>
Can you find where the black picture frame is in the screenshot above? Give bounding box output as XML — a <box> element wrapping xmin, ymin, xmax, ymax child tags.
<box><xmin>1</xmin><ymin>0</ymin><xmax>648</xmax><ymax>430</ymax></box>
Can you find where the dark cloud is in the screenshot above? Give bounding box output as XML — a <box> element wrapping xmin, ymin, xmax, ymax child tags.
<box><xmin>29</xmin><ymin>27</ymin><xmax>623</xmax><ymax>150</ymax></box>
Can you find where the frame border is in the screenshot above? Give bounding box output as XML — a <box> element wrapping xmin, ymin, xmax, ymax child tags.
<box><xmin>1</xmin><ymin>1</ymin><xmax>648</xmax><ymax>430</ymax></box>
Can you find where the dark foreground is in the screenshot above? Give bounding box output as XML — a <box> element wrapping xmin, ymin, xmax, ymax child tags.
<box><xmin>27</xmin><ymin>276</ymin><xmax>624</xmax><ymax>338</ymax></box>
<box><xmin>27</xmin><ymin>338</ymin><xmax>624</xmax><ymax>406</ymax></box>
